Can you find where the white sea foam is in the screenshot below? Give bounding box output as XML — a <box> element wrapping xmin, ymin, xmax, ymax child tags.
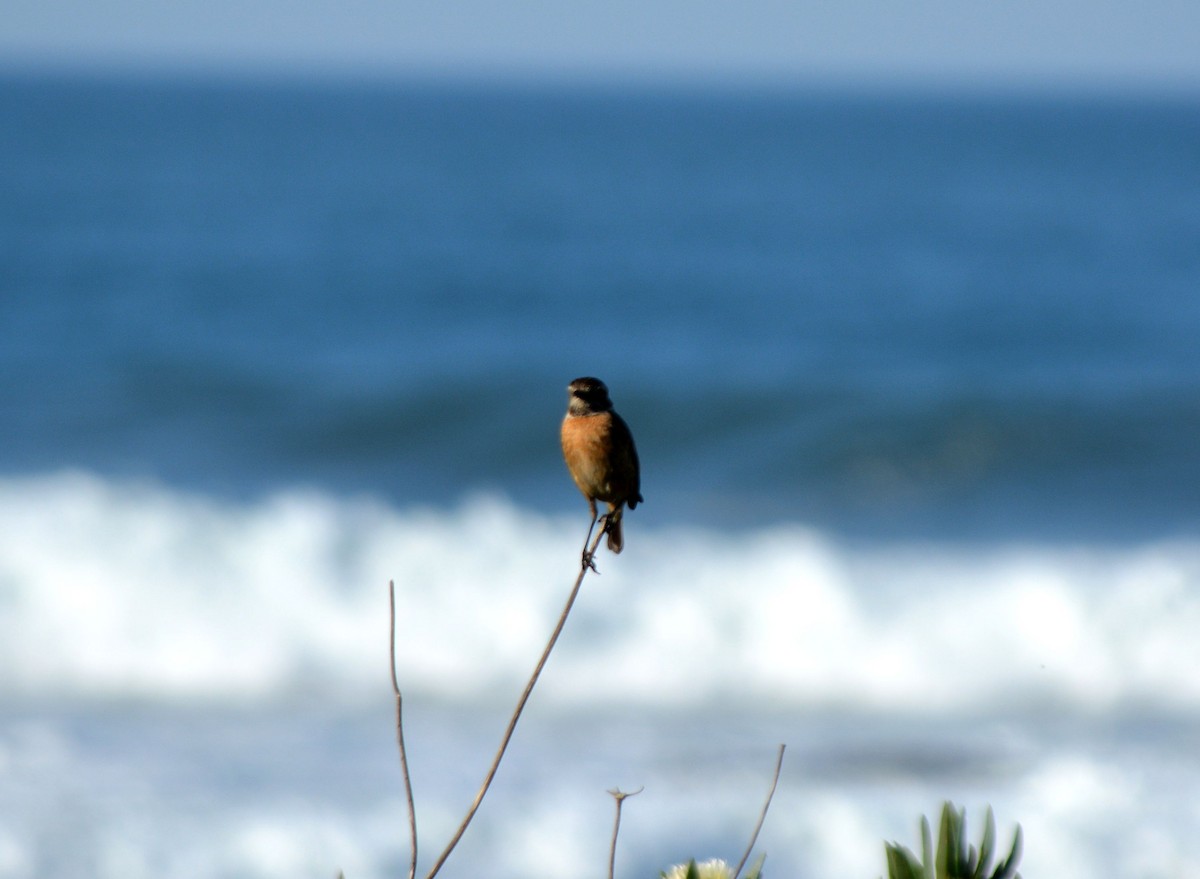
<box><xmin>2</xmin><ymin>470</ymin><xmax>1198</xmax><ymax>713</ymax></box>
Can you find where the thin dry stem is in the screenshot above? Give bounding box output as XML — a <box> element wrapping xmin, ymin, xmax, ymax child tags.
<box><xmin>732</xmin><ymin>744</ymin><xmax>786</xmax><ymax>879</ymax></box>
<box><xmin>606</xmin><ymin>786</ymin><xmax>644</xmax><ymax>879</ymax></box>
<box><xmin>389</xmin><ymin>581</ymin><xmax>419</xmax><ymax>879</ymax></box>
<box><xmin>422</xmin><ymin>524</ymin><xmax>608</xmax><ymax>879</ymax></box>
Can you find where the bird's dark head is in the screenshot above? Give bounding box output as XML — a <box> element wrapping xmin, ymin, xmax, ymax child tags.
<box><xmin>567</xmin><ymin>376</ymin><xmax>613</xmax><ymax>415</ymax></box>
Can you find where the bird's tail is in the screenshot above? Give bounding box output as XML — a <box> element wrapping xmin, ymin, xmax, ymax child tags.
<box><xmin>605</xmin><ymin>508</ymin><xmax>624</xmax><ymax>554</ymax></box>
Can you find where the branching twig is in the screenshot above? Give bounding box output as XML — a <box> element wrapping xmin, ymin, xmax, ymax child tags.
<box><xmin>732</xmin><ymin>744</ymin><xmax>786</xmax><ymax>879</ymax></box>
<box><xmin>422</xmin><ymin>524</ymin><xmax>609</xmax><ymax>879</ymax></box>
<box><xmin>607</xmin><ymin>786</ymin><xmax>644</xmax><ymax>879</ymax></box>
<box><xmin>389</xmin><ymin>581</ymin><xmax>419</xmax><ymax>879</ymax></box>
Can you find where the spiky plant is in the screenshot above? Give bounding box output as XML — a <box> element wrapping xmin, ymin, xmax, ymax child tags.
<box><xmin>884</xmin><ymin>802</ymin><xmax>1022</xmax><ymax>879</ymax></box>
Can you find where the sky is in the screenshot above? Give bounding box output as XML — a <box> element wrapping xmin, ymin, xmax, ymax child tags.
<box><xmin>3</xmin><ymin>0</ymin><xmax>1199</xmax><ymax>88</ymax></box>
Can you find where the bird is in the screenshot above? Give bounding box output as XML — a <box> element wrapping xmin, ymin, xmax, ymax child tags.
<box><xmin>561</xmin><ymin>376</ymin><xmax>642</xmax><ymax>559</ymax></box>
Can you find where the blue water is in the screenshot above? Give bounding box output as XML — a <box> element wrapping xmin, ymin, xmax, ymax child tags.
<box><xmin>3</xmin><ymin>73</ymin><xmax>1198</xmax><ymax>539</ymax></box>
<box><xmin>3</xmin><ymin>71</ymin><xmax>1200</xmax><ymax>879</ymax></box>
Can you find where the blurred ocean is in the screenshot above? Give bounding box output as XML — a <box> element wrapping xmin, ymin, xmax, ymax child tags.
<box><xmin>1</xmin><ymin>71</ymin><xmax>1199</xmax><ymax>879</ymax></box>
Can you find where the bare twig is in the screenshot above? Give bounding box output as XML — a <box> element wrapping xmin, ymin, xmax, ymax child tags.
<box><xmin>389</xmin><ymin>581</ymin><xmax>419</xmax><ymax>879</ymax></box>
<box><xmin>732</xmin><ymin>744</ymin><xmax>786</xmax><ymax>879</ymax></box>
<box><xmin>578</xmin><ymin>510</ymin><xmax>602</xmax><ymax>572</ymax></box>
<box><xmin>607</xmin><ymin>786</ymin><xmax>644</xmax><ymax>879</ymax></box>
<box><xmin>423</xmin><ymin>524</ymin><xmax>609</xmax><ymax>879</ymax></box>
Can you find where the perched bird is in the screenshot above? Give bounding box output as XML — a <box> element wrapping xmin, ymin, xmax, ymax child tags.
<box><xmin>561</xmin><ymin>377</ymin><xmax>642</xmax><ymax>556</ymax></box>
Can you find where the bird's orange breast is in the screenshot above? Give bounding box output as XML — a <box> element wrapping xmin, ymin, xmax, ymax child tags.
<box><xmin>561</xmin><ymin>412</ymin><xmax>617</xmax><ymax>501</ymax></box>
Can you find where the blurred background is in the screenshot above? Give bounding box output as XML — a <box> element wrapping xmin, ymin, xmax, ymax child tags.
<box><xmin>1</xmin><ymin>3</ymin><xmax>1199</xmax><ymax>878</ymax></box>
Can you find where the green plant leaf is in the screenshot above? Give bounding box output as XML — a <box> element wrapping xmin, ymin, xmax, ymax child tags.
<box><xmin>974</xmin><ymin>807</ymin><xmax>996</xmax><ymax>879</ymax></box>
<box><xmin>884</xmin><ymin>842</ymin><xmax>923</xmax><ymax>879</ymax></box>
<box><xmin>935</xmin><ymin>804</ymin><xmax>954</xmax><ymax>879</ymax></box>
<box><xmin>741</xmin><ymin>851</ymin><xmax>767</xmax><ymax>879</ymax></box>
<box><xmin>920</xmin><ymin>815</ymin><xmax>934</xmax><ymax>879</ymax></box>
<box><xmin>993</xmin><ymin>824</ymin><xmax>1023</xmax><ymax>879</ymax></box>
